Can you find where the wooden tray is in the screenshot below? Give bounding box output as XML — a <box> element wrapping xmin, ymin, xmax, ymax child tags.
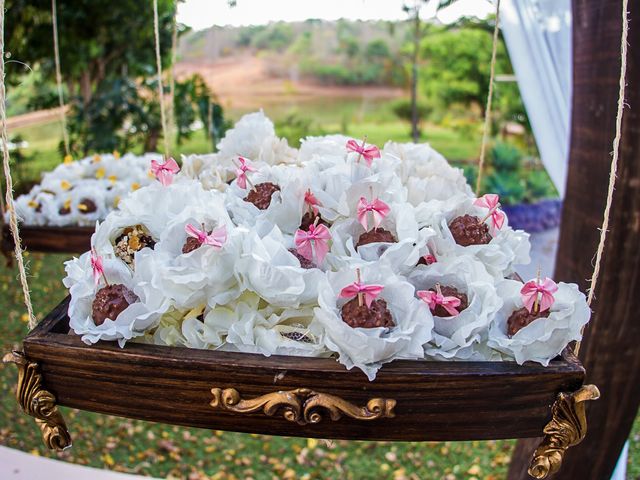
<box><xmin>2</xmin><ymin>225</ymin><xmax>93</xmax><ymax>254</ymax></box>
<box><xmin>20</xmin><ymin>296</ymin><xmax>586</xmax><ymax>442</ymax></box>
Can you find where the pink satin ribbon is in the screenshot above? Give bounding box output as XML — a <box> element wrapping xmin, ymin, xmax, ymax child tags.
<box><xmin>151</xmin><ymin>157</ymin><xmax>180</xmax><ymax>186</ymax></box>
<box><xmin>520</xmin><ymin>277</ymin><xmax>558</xmax><ymax>313</ymax></box>
<box><xmin>90</xmin><ymin>249</ymin><xmax>104</xmax><ymax>287</ymax></box>
<box><xmin>294</xmin><ymin>223</ymin><xmax>331</xmax><ymax>264</ymax></box>
<box><xmin>346</xmin><ymin>139</ymin><xmax>381</xmax><ymax>167</ymax></box>
<box><xmin>185</xmin><ymin>224</ymin><xmax>227</xmax><ymax>250</ymax></box>
<box><xmin>339</xmin><ymin>282</ymin><xmax>384</xmax><ymax>308</ymax></box>
<box><xmin>417</xmin><ymin>290</ymin><xmax>461</xmax><ymax>316</ymax></box>
<box><xmin>357</xmin><ymin>196</ymin><xmax>390</xmax><ymax>231</ymax></box>
<box><xmin>422</xmin><ymin>254</ymin><xmax>437</xmax><ymax>265</ymax></box>
<box><xmin>304</xmin><ymin>189</ymin><xmax>321</xmax><ymax>215</ymax></box>
<box><xmin>473</xmin><ymin>193</ymin><xmax>505</xmax><ymax>230</ymax></box>
<box><xmin>235</xmin><ymin>156</ymin><xmax>256</xmax><ymax>189</ymax></box>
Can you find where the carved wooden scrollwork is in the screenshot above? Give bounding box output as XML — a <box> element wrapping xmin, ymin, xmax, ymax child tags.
<box><xmin>211</xmin><ymin>387</ymin><xmax>395</xmax><ymax>425</ymax></box>
<box><xmin>3</xmin><ymin>351</ymin><xmax>72</xmax><ymax>450</ymax></box>
<box><xmin>528</xmin><ymin>384</ymin><xmax>600</xmax><ymax>479</ymax></box>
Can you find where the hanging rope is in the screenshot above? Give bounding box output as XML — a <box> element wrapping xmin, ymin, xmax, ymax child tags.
<box><xmin>168</xmin><ymin>6</ymin><xmax>178</xmax><ymax>142</ymax></box>
<box><xmin>51</xmin><ymin>0</ymin><xmax>70</xmax><ymax>157</ymax></box>
<box><xmin>575</xmin><ymin>0</ymin><xmax>629</xmax><ymax>356</ymax></box>
<box><xmin>153</xmin><ymin>0</ymin><xmax>171</xmax><ymax>158</ymax></box>
<box><xmin>0</xmin><ymin>0</ymin><xmax>37</xmax><ymax>329</ymax></box>
<box><xmin>475</xmin><ymin>0</ymin><xmax>501</xmax><ymax>195</ymax></box>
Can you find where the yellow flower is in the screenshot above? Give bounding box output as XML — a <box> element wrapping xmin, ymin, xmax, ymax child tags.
<box><xmin>63</xmin><ymin>155</ymin><xmax>73</xmax><ymax>165</ymax></box>
<box><xmin>92</xmin><ymin>154</ymin><xmax>101</xmax><ymax>163</ymax></box>
<box><xmin>95</xmin><ymin>167</ymin><xmax>106</xmax><ymax>179</ymax></box>
<box><xmin>113</xmin><ymin>150</ymin><xmax>121</xmax><ymax>160</ymax></box>
<box><xmin>60</xmin><ymin>180</ymin><xmax>72</xmax><ymax>190</ymax></box>
<box><xmin>131</xmin><ymin>182</ymin><xmax>141</xmax><ymax>191</ymax></box>
<box><xmin>108</xmin><ymin>175</ymin><xmax>117</xmax><ymax>184</ymax></box>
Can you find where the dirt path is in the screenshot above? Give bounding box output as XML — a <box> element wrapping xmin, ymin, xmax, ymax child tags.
<box><xmin>7</xmin><ymin>107</ymin><xmax>65</xmax><ymax>130</ymax></box>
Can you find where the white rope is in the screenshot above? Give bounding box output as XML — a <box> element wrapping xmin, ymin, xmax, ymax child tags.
<box><xmin>153</xmin><ymin>0</ymin><xmax>171</xmax><ymax>158</ymax></box>
<box><xmin>51</xmin><ymin>0</ymin><xmax>70</xmax><ymax>157</ymax></box>
<box><xmin>0</xmin><ymin>0</ymin><xmax>37</xmax><ymax>329</ymax></box>
<box><xmin>575</xmin><ymin>0</ymin><xmax>629</xmax><ymax>356</ymax></box>
<box><xmin>475</xmin><ymin>0</ymin><xmax>501</xmax><ymax>195</ymax></box>
<box><xmin>168</xmin><ymin>8</ymin><xmax>177</xmax><ymax>141</ymax></box>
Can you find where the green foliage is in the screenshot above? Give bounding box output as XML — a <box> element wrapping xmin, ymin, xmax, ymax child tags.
<box><xmin>524</xmin><ymin>169</ymin><xmax>558</xmax><ymax>202</ymax></box>
<box><xmin>485</xmin><ymin>170</ymin><xmax>526</xmax><ymax>205</ymax></box>
<box><xmin>365</xmin><ymin>39</ymin><xmax>391</xmax><ymax>60</ymax></box>
<box><xmin>392</xmin><ymin>98</ymin><xmax>432</xmax><ymax>122</ymax></box>
<box><xmin>251</xmin><ymin>22</ymin><xmax>294</xmax><ymax>52</ymax></box>
<box><xmin>490</xmin><ymin>142</ymin><xmax>522</xmax><ymax>172</ymax></box>
<box><xmin>274</xmin><ymin>112</ymin><xmax>325</xmax><ymax>148</ymax></box>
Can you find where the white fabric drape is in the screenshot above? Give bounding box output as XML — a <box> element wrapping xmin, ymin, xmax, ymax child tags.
<box><xmin>501</xmin><ymin>0</ymin><xmax>572</xmax><ymax>197</ymax></box>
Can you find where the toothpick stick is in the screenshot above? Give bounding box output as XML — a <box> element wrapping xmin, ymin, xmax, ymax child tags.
<box><xmin>533</xmin><ymin>265</ymin><xmax>541</xmax><ymax>314</ymax></box>
<box><xmin>478</xmin><ymin>205</ymin><xmax>498</xmax><ymax>225</ymax></box>
<box><xmin>435</xmin><ymin>283</ymin><xmax>442</xmax><ymax>296</ymax></box>
<box><xmin>356</xmin><ymin>268</ymin><xmax>364</xmax><ymax>307</ymax></box>
<box><xmin>356</xmin><ymin>135</ymin><xmax>368</xmax><ymax>164</ymax></box>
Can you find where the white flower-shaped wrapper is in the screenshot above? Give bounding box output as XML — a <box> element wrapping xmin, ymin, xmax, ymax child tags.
<box><xmin>70</xmin><ymin>183</ymin><xmax>108</xmax><ymax>226</ymax></box>
<box><xmin>407</xmin><ymin>255</ymin><xmax>502</xmax><ymax>361</ymax></box>
<box><xmin>237</xmin><ymin>226</ymin><xmax>326</xmax><ymax>308</ymax></box>
<box><xmin>315</xmin><ymin>266</ymin><xmax>434</xmax><ymax>380</ymax></box>
<box><xmin>63</xmin><ymin>252</ymin><xmax>170</xmax><ymax>346</ymax></box>
<box><xmin>431</xmin><ymin>197</ymin><xmax>531</xmax><ymax>278</ymax></box>
<box><xmin>488</xmin><ymin>279</ymin><xmax>590</xmax><ymax>365</ymax></box>
<box><xmin>134</xmin><ymin>205</ymin><xmax>242</xmax><ymax>309</ymax></box>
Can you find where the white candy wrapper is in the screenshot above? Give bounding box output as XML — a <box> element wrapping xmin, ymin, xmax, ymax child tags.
<box><xmin>432</xmin><ymin>197</ymin><xmax>531</xmax><ymax>278</ymax></box>
<box><xmin>488</xmin><ymin>279</ymin><xmax>590</xmax><ymax>365</ymax></box>
<box><xmin>134</xmin><ymin>208</ymin><xmax>242</xmax><ymax>309</ymax></box>
<box><xmin>237</xmin><ymin>226</ymin><xmax>326</xmax><ymax>308</ymax></box>
<box><xmin>63</xmin><ymin>252</ymin><xmax>170</xmax><ymax>346</ymax></box>
<box><xmin>408</xmin><ymin>255</ymin><xmax>502</xmax><ymax>360</ymax></box>
<box><xmin>315</xmin><ymin>266</ymin><xmax>434</xmax><ymax>380</ymax></box>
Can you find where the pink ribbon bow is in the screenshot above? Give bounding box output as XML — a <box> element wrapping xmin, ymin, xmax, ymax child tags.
<box><xmin>185</xmin><ymin>224</ymin><xmax>227</xmax><ymax>250</ymax></box>
<box><xmin>235</xmin><ymin>156</ymin><xmax>256</xmax><ymax>189</ymax></box>
<box><xmin>520</xmin><ymin>277</ymin><xmax>558</xmax><ymax>313</ymax></box>
<box><xmin>474</xmin><ymin>193</ymin><xmax>505</xmax><ymax>231</ymax></box>
<box><xmin>417</xmin><ymin>290</ymin><xmax>461</xmax><ymax>317</ymax></box>
<box><xmin>357</xmin><ymin>196</ymin><xmax>390</xmax><ymax>231</ymax></box>
<box><xmin>346</xmin><ymin>139</ymin><xmax>381</xmax><ymax>167</ymax></box>
<box><xmin>90</xmin><ymin>249</ymin><xmax>104</xmax><ymax>287</ymax></box>
<box><xmin>294</xmin><ymin>223</ymin><xmax>332</xmax><ymax>264</ymax></box>
<box><xmin>304</xmin><ymin>189</ymin><xmax>321</xmax><ymax>215</ymax></box>
<box><xmin>151</xmin><ymin>157</ymin><xmax>180</xmax><ymax>186</ymax></box>
<box><xmin>422</xmin><ymin>254</ymin><xmax>437</xmax><ymax>265</ymax></box>
<box><xmin>339</xmin><ymin>282</ymin><xmax>384</xmax><ymax>308</ymax></box>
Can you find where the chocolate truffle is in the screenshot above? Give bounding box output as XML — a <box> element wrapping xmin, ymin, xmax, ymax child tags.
<box><xmin>78</xmin><ymin>198</ymin><xmax>97</xmax><ymax>214</ymax></box>
<box><xmin>341</xmin><ymin>297</ymin><xmax>394</xmax><ymax>329</ymax></box>
<box><xmin>429</xmin><ymin>285</ymin><xmax>469</xmax><ymax>317</ymax></box>
<box><xmin>182</xmin><ymin>236</ymin><xmax>202</xmax><ymax>254</ymax></box>
<box><xmin>448</xmin><ymin>214</ymin><xmax>492</xmax><ymax>247</ymax></box>
<box><xmin>58</xmin><ymin>205</ymin><xmax>71</xmax><ymax>215</ymax></box>
<box><xmin>244</xmin><ymin>182</ymin><xmax>281</xmax><ymax>210</ymax></box>
<box><xmin>507</xmin><ymin>307</ymin><xmax>550</xmax><ymax>337</ymax></box>
<box><xmin>91</xmin><ymin>284</ymin><xmax>139</xmax><ymax>326</ymax></box>
<box><xmin>114</xmin><ymin>225</ymin><xmax>156</xmax><ymax>266</ymax></box>
<box><xmin>300</xmin><ymin>212</ymin><xmax>329</xmax><ymax>231</ymax></box>
<box><xmin>288</xmin><ymin>248</ymin><xmax>316</xmax><ymax>269</ymax></box>
<box><xmin>280</xmin><ymin>330</ymin><xmax>314</xmax><ymax>343</ymax></box>
<box><xmin>355</xmin><ymin>228</ymin><xmax>397</xmax><ymax>249</ymax></box>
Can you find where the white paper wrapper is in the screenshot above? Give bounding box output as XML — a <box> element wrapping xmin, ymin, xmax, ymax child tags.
<box><xmin>315</xmin><ymin>265</ymin><xmax>434</xmax><ymax>380</ymax></box>
<box><xmin>488</xmin><ymin>279</ymin><xmax>590</xmax><ymax>365</ymax></box>
<box><xmin>237</xmin><ymin>226</ymin><xmax>326</xmax><ymax>308</ymax></box>
<box><xmin>63</xmin><ymin>252</ymin><xmax>170</xmax><ymax>346</ymax></box>
<box><xmin>407</xmin><ymin>255</ymin><xmax>502</xmax><ymax>360</ymax></box>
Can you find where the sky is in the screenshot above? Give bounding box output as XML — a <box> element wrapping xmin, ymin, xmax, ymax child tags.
<box><xmin>177</xmin><ymin>0</ymin><xmax>495</xmax><ymax>31</ymax></box>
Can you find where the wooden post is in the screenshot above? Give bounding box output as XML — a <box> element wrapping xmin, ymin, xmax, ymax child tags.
<box><xmin>508</xmin><ymin>0</ymin><xmax>640</xmax><ymax>478</ymax></box>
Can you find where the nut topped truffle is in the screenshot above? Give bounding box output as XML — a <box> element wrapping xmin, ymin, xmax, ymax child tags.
<box><xmin>91</xmin><ymin>284</ymin><xmax>139</xmax><ymax>326</ymax></box>
<box><xmin>288</xmin><ymin>248</ymin><xmax>316</xmax><ymax>269</ymax></box>
<box><xmin>429</xmin><ymin>285</ymin><xmax>469</xmax><ymax>317</ymax></box>
<box><xmin>448</xmin><ymin>214</ymin><xmax>492</xmax><ymax>246</ymax></box>
<box><xmin>355</xmin><ymin>228</ymin><xmax>397</xmax><ymax>249</ymax></box>
<box><xmin>507</xmin><ymin>307</ymin><xmax>550</xmax><ymax>337</ymax></box>
<box><xmin>341</xmin><ymin>297</ymin><xmax>394</xmax><ymax>329</ymax></box>
<box><xmin>114</xmin><ymin>225</ymin><xmax>156</xmax><ymax>266</ymax></box>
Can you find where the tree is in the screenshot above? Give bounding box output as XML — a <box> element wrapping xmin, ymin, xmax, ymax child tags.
<box><xmin>6</xmin><ymin>0</ymin><xmax>175</xmax><ymax>108</ymax></box>
<box><xmin>402</xmin><ymin>0</ymin><xmax>457</xmax><ymax>142</ymax></box>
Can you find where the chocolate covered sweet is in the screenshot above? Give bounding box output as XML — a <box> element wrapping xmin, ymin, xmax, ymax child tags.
<box><xmin>58</xmin><ymin>204</ymin><xmax>71</xmax><ymax>216</ymax></box>
<box><xmin>341</xmin><ymin>297</ymin><xmax>394</xmax><ymax>329</ymax></box>
<box><xmin>355</xmin><ymin>228</ymin><xmax>397</xmax><ymax>249</ymax></box>
<box><xmin>244</xmin><ymin>182</ymin><xmax>280</xmax><ymax>210</ymax></box>
<box><xmin>91</xmin><ymin>284</ymin><xmax>139</xmax><ymax>326</ymax></box>
<box><xmin>429</xmin><ymin>285</ymin><xmax>469</xmax><ymax>317</ymax></box>
<box><xmin>280</xmin><ymin>330</ymin><xmax>314</xmax><ymax>343</ymax></box>
<box><xmin>507</xmin><ymin>307</ymin><xmax>550</xmax><ymax>337</ymax></box>
<box><xmin>448</xmin><ymin>214</ymin><xmax>491</xmax><ymax>247</ymax></box>
<box><xmin>288</xmin><ymin>248</ymin><xmax>316</xmax><ymax>269</ymax></box>
<box><xmin>114</xmin><ymin>225</ymin><xmax>156</xmax><ymax>266</ymax></box>
<box><xmin>78</xmin><ymin>198</ymin><xmax>97</xmax><ymax>214</ymax></box>
<box><xmin>300</xmin><ymin>212</ymin><xmax>329</xmax><ymax>231</ymax></box>
<box><xmin>182</xmin><ymin>236</ymin><xmax>202</xmax><ymax>254</ymax></box>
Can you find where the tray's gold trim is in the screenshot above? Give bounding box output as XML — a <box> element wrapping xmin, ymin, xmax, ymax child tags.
<box><xmin>528</xmin><ymin>384</ymin><xmax>600</xmax><ymax>479</ymax></box>
<box><xmin>211</xmin><ymin>387</ymin><xmax>395</xmax><ymax>425</ymax></box>
<box><xmin>3</xmin><ymin>351</ymin><xmax>72</xmax><ymax>450</ymax></box>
